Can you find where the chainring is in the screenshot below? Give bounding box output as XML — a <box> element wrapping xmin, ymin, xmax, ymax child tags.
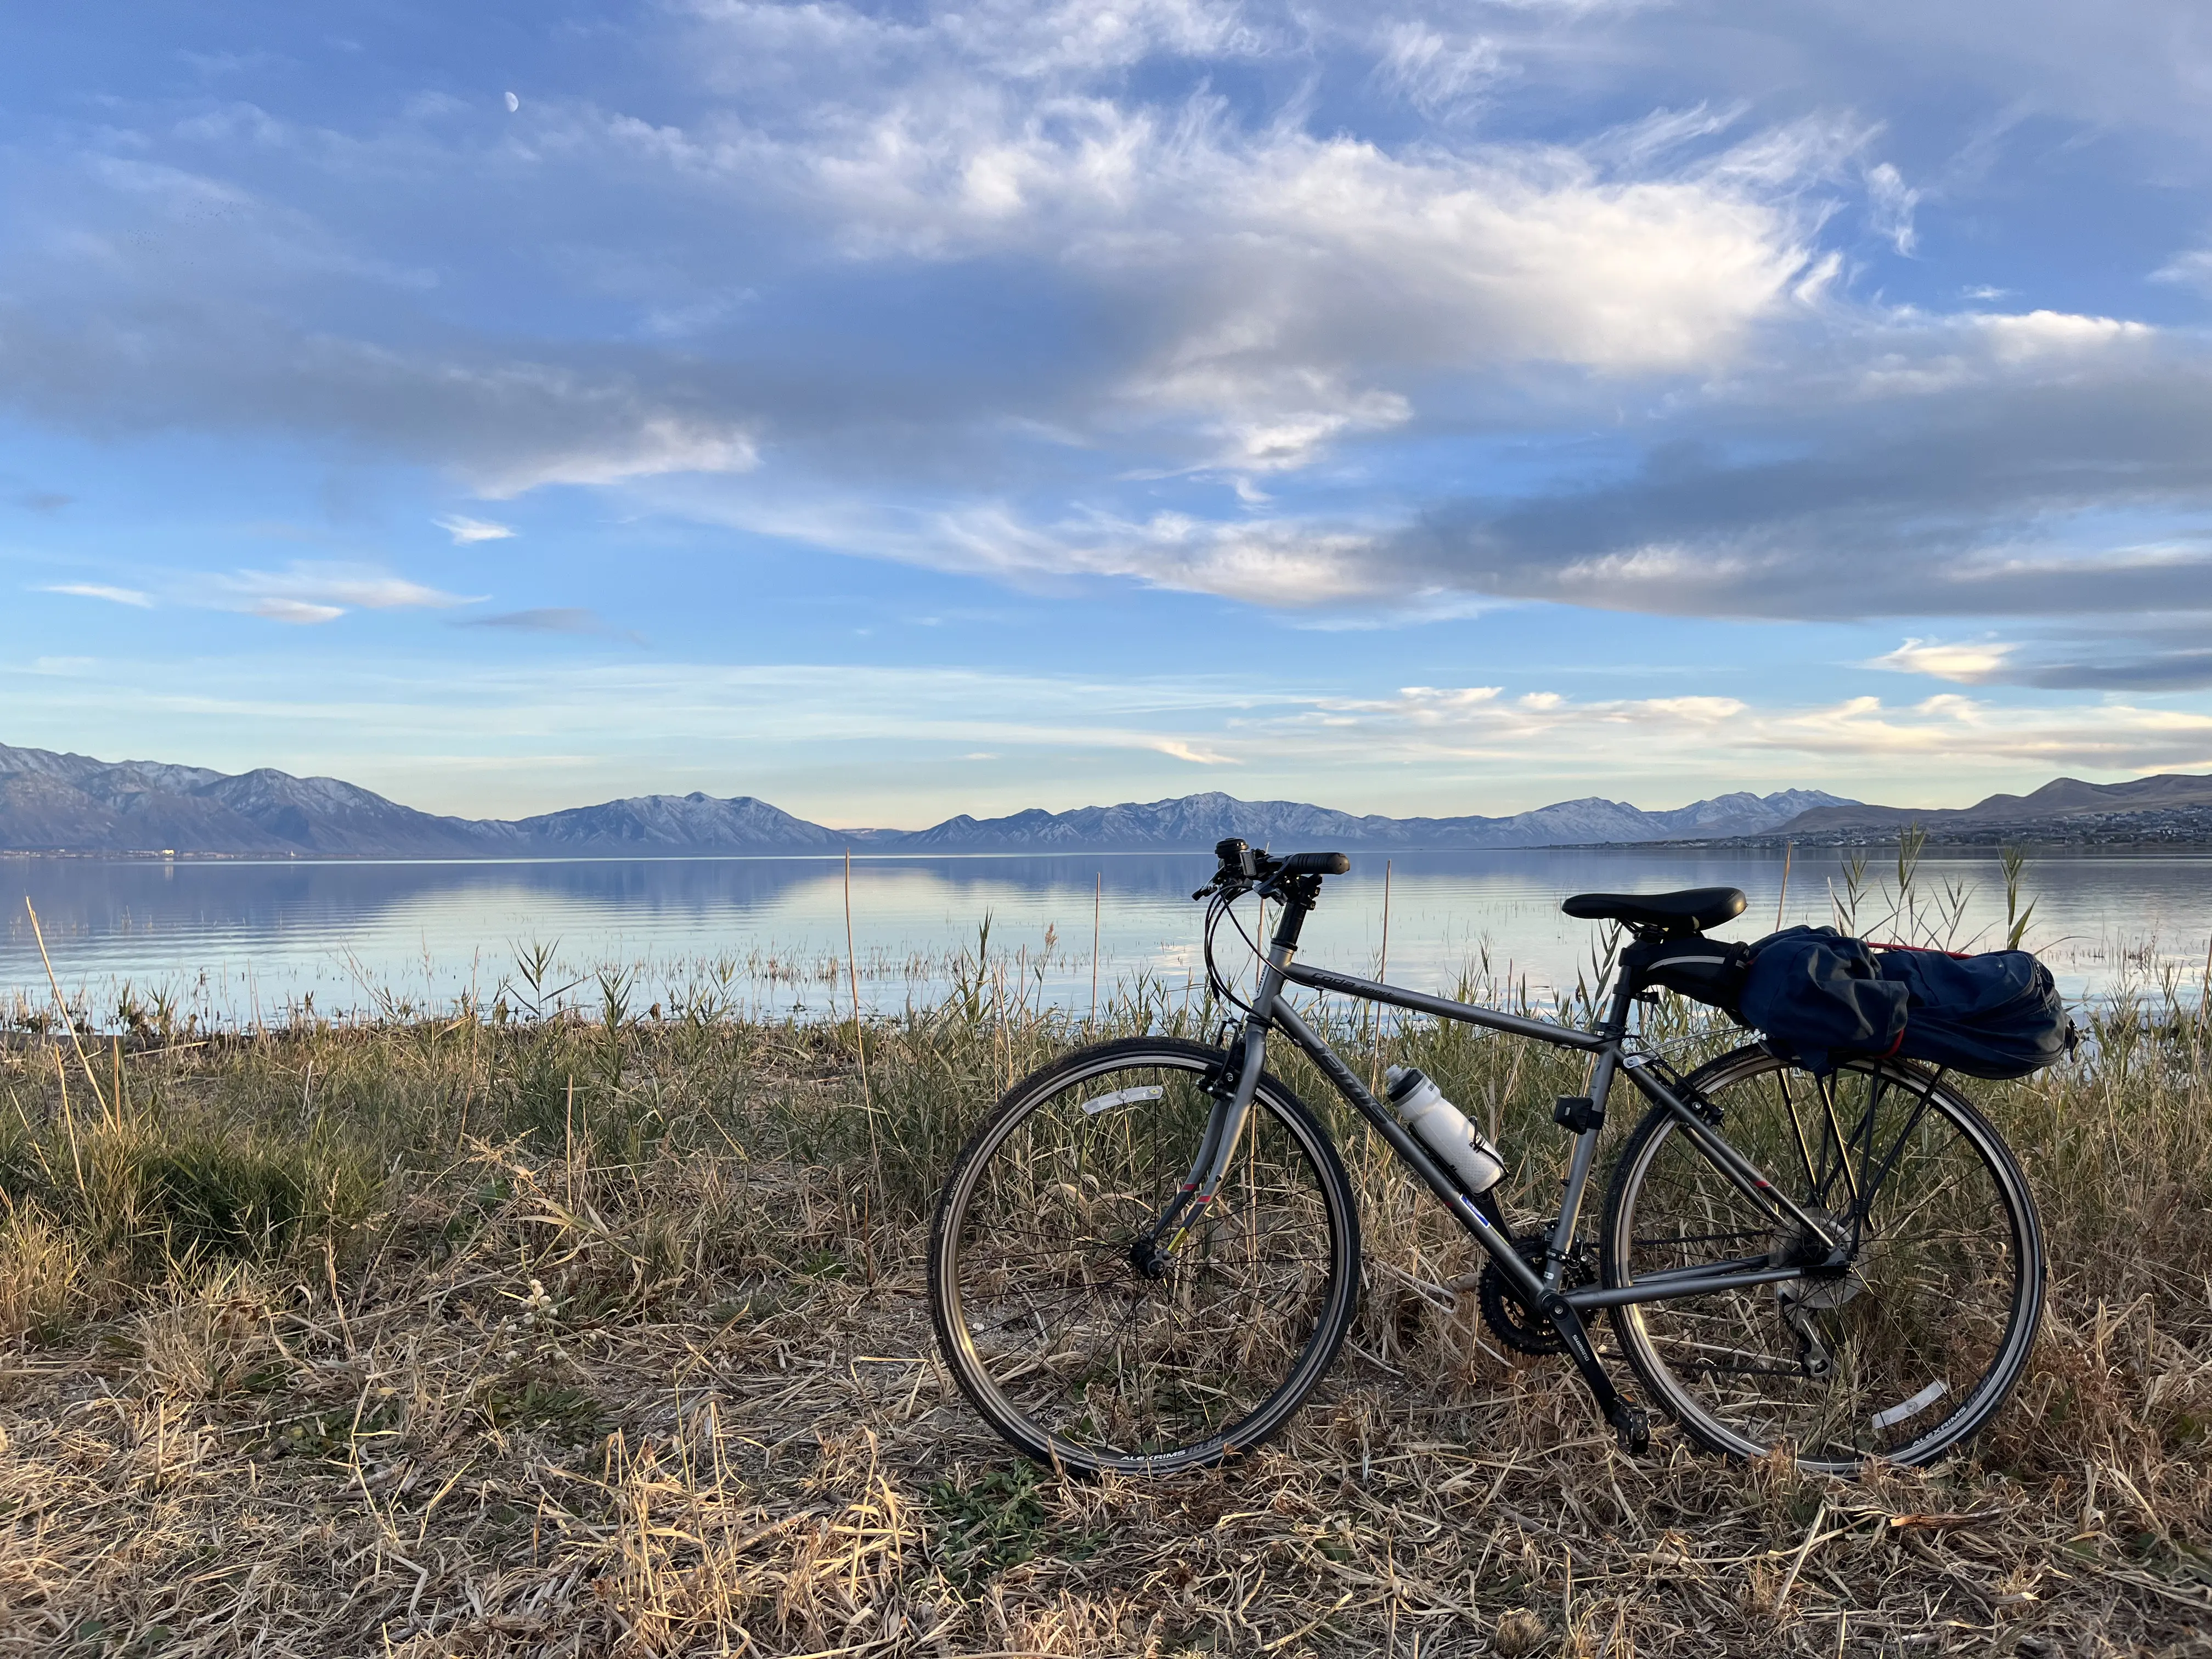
<box><xmin>1477</xmin><ymin>1231</ymin><xmax>1593</xmax><ymax>1356</ymax></box>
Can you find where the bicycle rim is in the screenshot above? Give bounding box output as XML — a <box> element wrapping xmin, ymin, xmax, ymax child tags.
<box><xmin>1603</xmin><ymin>1047</ymin><xmax>2044</xmax><ymax>1472</ymax></box>
<box><xmin>929</xmin><ymin>1039</ymin><xmax>1359</xmax><ymax>1475</ymax></box>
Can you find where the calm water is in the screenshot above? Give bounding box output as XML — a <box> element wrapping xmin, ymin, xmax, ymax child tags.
<box><xmin>3</xmin><ymin>848</ymin><xmax>2208</xmax><ymax>1028</ymax></box>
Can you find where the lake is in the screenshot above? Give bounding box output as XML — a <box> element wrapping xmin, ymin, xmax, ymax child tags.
<box><xmin>3</xmin><ymin>847</ymin><xmax>2207</xmax><ymax>1030</ymax></box>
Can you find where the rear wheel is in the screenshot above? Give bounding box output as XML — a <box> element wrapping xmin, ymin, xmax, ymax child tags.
<box><xmin>928</xmin><ymin>1037</ymin><xmax>1361</xmax><ymax>1475</ymax></box>
<box><xmin>1601</xmin><ymin>1045</ymin><xmax>2043</xmax><ymax>1472</ymax></box>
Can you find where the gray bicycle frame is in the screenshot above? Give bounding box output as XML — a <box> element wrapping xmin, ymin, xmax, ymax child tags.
<box><xmin>1164</xmin><ymin>904</ymin><xmax>1848</xmax><ymax>1317</ymax></box>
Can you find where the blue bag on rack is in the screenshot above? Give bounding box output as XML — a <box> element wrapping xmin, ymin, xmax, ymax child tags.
<box><xmin>1737</xmin><ymin>926</ymin><xmax>2073</xmax><ymax>1079</ymax></box>
<box><xmin>1736</xmin><ymin>926</ymin><xmax>1908</xmax><ymax>1072</ymax></box>
<box><xmin>1873</xmin><ymin>946</ymin><xmax>2072</xmax><ymax>1081</ymax></box>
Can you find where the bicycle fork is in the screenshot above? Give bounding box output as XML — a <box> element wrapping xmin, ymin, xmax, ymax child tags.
<box><xmin>1136</xmin><ymin>1018</ymin><xmax>1269</xmax><ymax>1262</ymax></box>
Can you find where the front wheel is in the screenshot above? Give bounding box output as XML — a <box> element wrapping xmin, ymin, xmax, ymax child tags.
<box><xmin>1601</xmin><ymin>1045</ymin><xmax>2044</xmax><ymax>1473</ymax></box>
<box><xmin>928</xmin><ymin>1037</ymin><xmax>1361</xmax><ymax>1475</ymax></box>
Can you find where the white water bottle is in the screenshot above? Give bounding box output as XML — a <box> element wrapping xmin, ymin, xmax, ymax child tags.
<box><xmin>1385</xmin><ymin>1066</ymin><xmax>1505</xmax><ymax>1195</ymax></box>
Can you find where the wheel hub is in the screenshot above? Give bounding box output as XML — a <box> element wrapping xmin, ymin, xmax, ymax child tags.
<box><xmin>1127</xmin><ymin>1236</ymin><xmax>1174</xmax><ymax>1280</ymax></box>
<box><xmin>1768</xmin><ymin>1209</ymin><xmax>1870</xmax><ymax>1311</ymax></box>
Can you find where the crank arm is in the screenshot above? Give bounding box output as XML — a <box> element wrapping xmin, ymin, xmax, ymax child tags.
<box><xmin>1542</xmin><ymin>1294</ymin><xmax>1649</xmax><ymax>1454</ymax></box>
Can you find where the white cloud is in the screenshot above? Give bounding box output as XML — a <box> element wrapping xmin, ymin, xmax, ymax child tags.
<box><xmin>689</xmin><ymin>0</ymin><xmax>1259</xmax><ymax>87</ymax></box>
<box><xmin>794</xmin><ymin>108</ymin><xmax>1830</xmax><ymax>388</ymax></box>
<box><xmin>945</xmin><ymin>0</ymin><xmax>1258</xmax><ymax>78</ymax></box>
<box><xmin>250</xmin><ymin>597</ymin><xmax>346</xmax><ymax>625</ymax></box>
<box><xmin>1753</xmin><ymin>694</ymin><xmax>2212</xmax><ymax>769</ymax></box>
<box><xmin>602</xmin><ymin>19</ymin><xmax>1846</xmax><ymax>475</ymax></box>
<box><xmin>1864</xmin><ymin>161</ymin><xmax>1919</xmax><ymax>255</ymax></box>
<box><xmin>1152</xmin><ymin>737</ymin><xmax>1238</xmax><ymax>764</ymax></box>
<box><xmin>19</xmin><ymin>639</ymin><xmax>2212</xmax><ymax>819</ymax></box>
<box><xmin>190</xmin><ymin>563</ymin><xmax>482</xmax><ymax>624</ymax></box>
<box><xmin>1972</xmin><ymin>308</ymin><xmax>2151</xmax><ymax>364</ymax></box>
<box><xmin>1869</xmin><ymin>637</ymin><xmax>2018</xmax><ymax>682</ymax></box>
<box><xmin>38</xmin><ymin>583</ymin><xmax>153</xmax><ymax>608</ymax></box>
<box><xmin>434</xmin><ymin>514</ymin><xmax>517</xmax><ymax>544</ymax></box>
<box><xmin>467</xmin><ymin>414</ymin><xmax>759</xmax><ymax>498</ymax></box>
<box><xmin>51</xmin><ymin>656</ymin><xmax>1277</xmax><ymax>778</ymax></box>
<box><xmin>2152</xmin><ymin>247</ymin><xmax>2212</xmax><ymax>291</ymax></box>
<box><xmin>691</xmin><ymin>491</ymin><xmax>1394</xmax><ymax>605</ymax></box>
<box><xmin>10</xmin><ymin>0</ymin><xmax>2212</xmax><ymax>686</ymax></box>
<box><xmin>1251</xmin><ymin>681</ymin><xmax>2212</xmax><ymax>779</ymax></box>
<box><xmin>1287</xmin><ymin>683</ymin><xmax>1752</xmax><ymax>764</ymax></box>
<box><xmin>625</xmin><ymin>281</ymin><xmax>2212</xmax><ymax>634</ymax></box>
<box><xmin>1374</xmin><ymin>22</ymin><xmax>1505</xmax><ymax>118</ymax></box>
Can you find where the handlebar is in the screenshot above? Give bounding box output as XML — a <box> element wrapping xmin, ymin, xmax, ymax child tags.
<box><xmin>1193</xmin><ymin>838</ymin><xmax>1350</xmax><ymax>900</ymax></box>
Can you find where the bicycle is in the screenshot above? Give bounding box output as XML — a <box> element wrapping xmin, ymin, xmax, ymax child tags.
<box><xmin>928</xmin><ymin>840</ymin><xmax>2046</xmax><ymax>1476</ymax></box>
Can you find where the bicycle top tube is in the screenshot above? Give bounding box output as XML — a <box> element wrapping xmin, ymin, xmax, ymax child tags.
<box><xmin>1279</xmin><ymin>960</ymin><xmax>1611</xmax><ymax>1052</ymax></box>
<box><xmin>1193</xmin><ymin>838</ymin><xmax>1621</xmax><ymax>1053</ymax></box>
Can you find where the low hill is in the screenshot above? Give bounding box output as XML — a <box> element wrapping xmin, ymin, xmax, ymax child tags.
<box><xmin>1752</xmin><ymin>773</ymin><xmax>2212</xmax><ymax>846</ymax></box>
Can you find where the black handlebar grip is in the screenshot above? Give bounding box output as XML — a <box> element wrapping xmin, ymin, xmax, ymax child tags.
<box><xmin>1278</xmin><ymin>851</ymin><xmax>1350</xmax><ymax>876</ymax></box>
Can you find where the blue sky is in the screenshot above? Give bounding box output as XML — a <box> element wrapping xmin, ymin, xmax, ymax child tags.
<box><xmin>9</xmin><ymin>1</ymin><xmax>2212</xmax><ymax>826</ymax></box>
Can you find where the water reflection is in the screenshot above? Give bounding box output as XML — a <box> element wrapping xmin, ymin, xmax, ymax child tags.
<box><xmin>3</xmin><ymin>846</ymin><xmax>2206</xmax><ymax>1028</ymax></box>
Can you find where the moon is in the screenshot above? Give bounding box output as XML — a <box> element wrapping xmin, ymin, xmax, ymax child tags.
<box><xmin>505</xmin><ymin>91</ymin><xmax>520</xmax><ymax>112</ymax></box>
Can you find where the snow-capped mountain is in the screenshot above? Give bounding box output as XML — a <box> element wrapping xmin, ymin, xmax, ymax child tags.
<box><xmin>0</xmin><ymin>742</ymin><xmax>1855</xmax><ymax>856</ymax></box>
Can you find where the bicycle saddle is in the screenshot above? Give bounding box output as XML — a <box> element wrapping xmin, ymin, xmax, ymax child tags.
<box><xmin>1560</xmin><ymin>887</ymin><xmax>1746</xmax><ymax>933</ymax></box>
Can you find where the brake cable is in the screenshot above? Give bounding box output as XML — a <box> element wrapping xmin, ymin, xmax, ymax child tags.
<box><xmin>1200</xmin><ymin>884</ymin><xmax>1268</xmax><ymax>1020</ymax></box>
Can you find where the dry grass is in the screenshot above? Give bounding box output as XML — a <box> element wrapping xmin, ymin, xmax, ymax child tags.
<box><xmin>0</xmin><ymin>966</ymin><xmax>2206</xmax><ymax>1658</ymax></box>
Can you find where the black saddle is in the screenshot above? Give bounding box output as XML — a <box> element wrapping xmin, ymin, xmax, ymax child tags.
<box><xmin>1560</xmin><ymin>887</ymin><xmax>1746</xmax><ymax>934</ymax></box>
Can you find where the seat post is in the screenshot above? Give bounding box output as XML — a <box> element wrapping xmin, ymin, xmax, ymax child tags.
<box><xmin>1601</xmin><ymin>969</ymin><xmax>1640</xmax><ymax>1038</ymax></box>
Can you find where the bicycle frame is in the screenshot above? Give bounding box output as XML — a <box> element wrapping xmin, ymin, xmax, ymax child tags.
<box><xmin>1168</xmin><ymin>888</ymin><xmax>1853</xmax><ymax>1442</ymax></box>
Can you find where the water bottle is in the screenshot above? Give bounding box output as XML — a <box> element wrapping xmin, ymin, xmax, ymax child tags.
<box><xmin>1385</xmin><ymin>1066</ymin><xmax>1505</xmax><ymax>1195</ymax></box>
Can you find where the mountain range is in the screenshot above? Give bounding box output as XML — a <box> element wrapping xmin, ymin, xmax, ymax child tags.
<box><xmin>0</xmin><ymin>741</ymin><xmax>1849</xmax><ymax>857</ymax></box>
<box><xmin>12</xmin><ymin>738</ymin><xmax>2208</xmax><ymax>857</ymax></box>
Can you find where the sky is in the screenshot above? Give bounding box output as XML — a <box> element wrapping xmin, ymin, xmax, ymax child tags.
<box><xmin>8</xmin><ymin>1</ymin><xmax>2212</xmax><ymax>827</ymax></box>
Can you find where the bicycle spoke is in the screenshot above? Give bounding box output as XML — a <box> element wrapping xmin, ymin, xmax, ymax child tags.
<box><xmin>938</xmin><ymin>1049</ymin><xmax>1349</xmax><ymax>1471</ymax></box>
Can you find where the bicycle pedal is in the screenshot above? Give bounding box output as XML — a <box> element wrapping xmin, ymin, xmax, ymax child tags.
<box><xmin>1612</xmin><ymin>1406</ymin><xmax>1651</xmax><ymax>1455</ymax></box>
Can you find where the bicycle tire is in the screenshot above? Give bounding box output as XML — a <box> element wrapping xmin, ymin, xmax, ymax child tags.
<box><xmin>1600</xmin><ymin>1045</ymin><xmax>2045</xmax><ymax>1472</ymax></box>
<box><xmin>928</xmin><ymin>1036</ymin><xmax>1361</xmax><ymax>1475</ymax></box>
